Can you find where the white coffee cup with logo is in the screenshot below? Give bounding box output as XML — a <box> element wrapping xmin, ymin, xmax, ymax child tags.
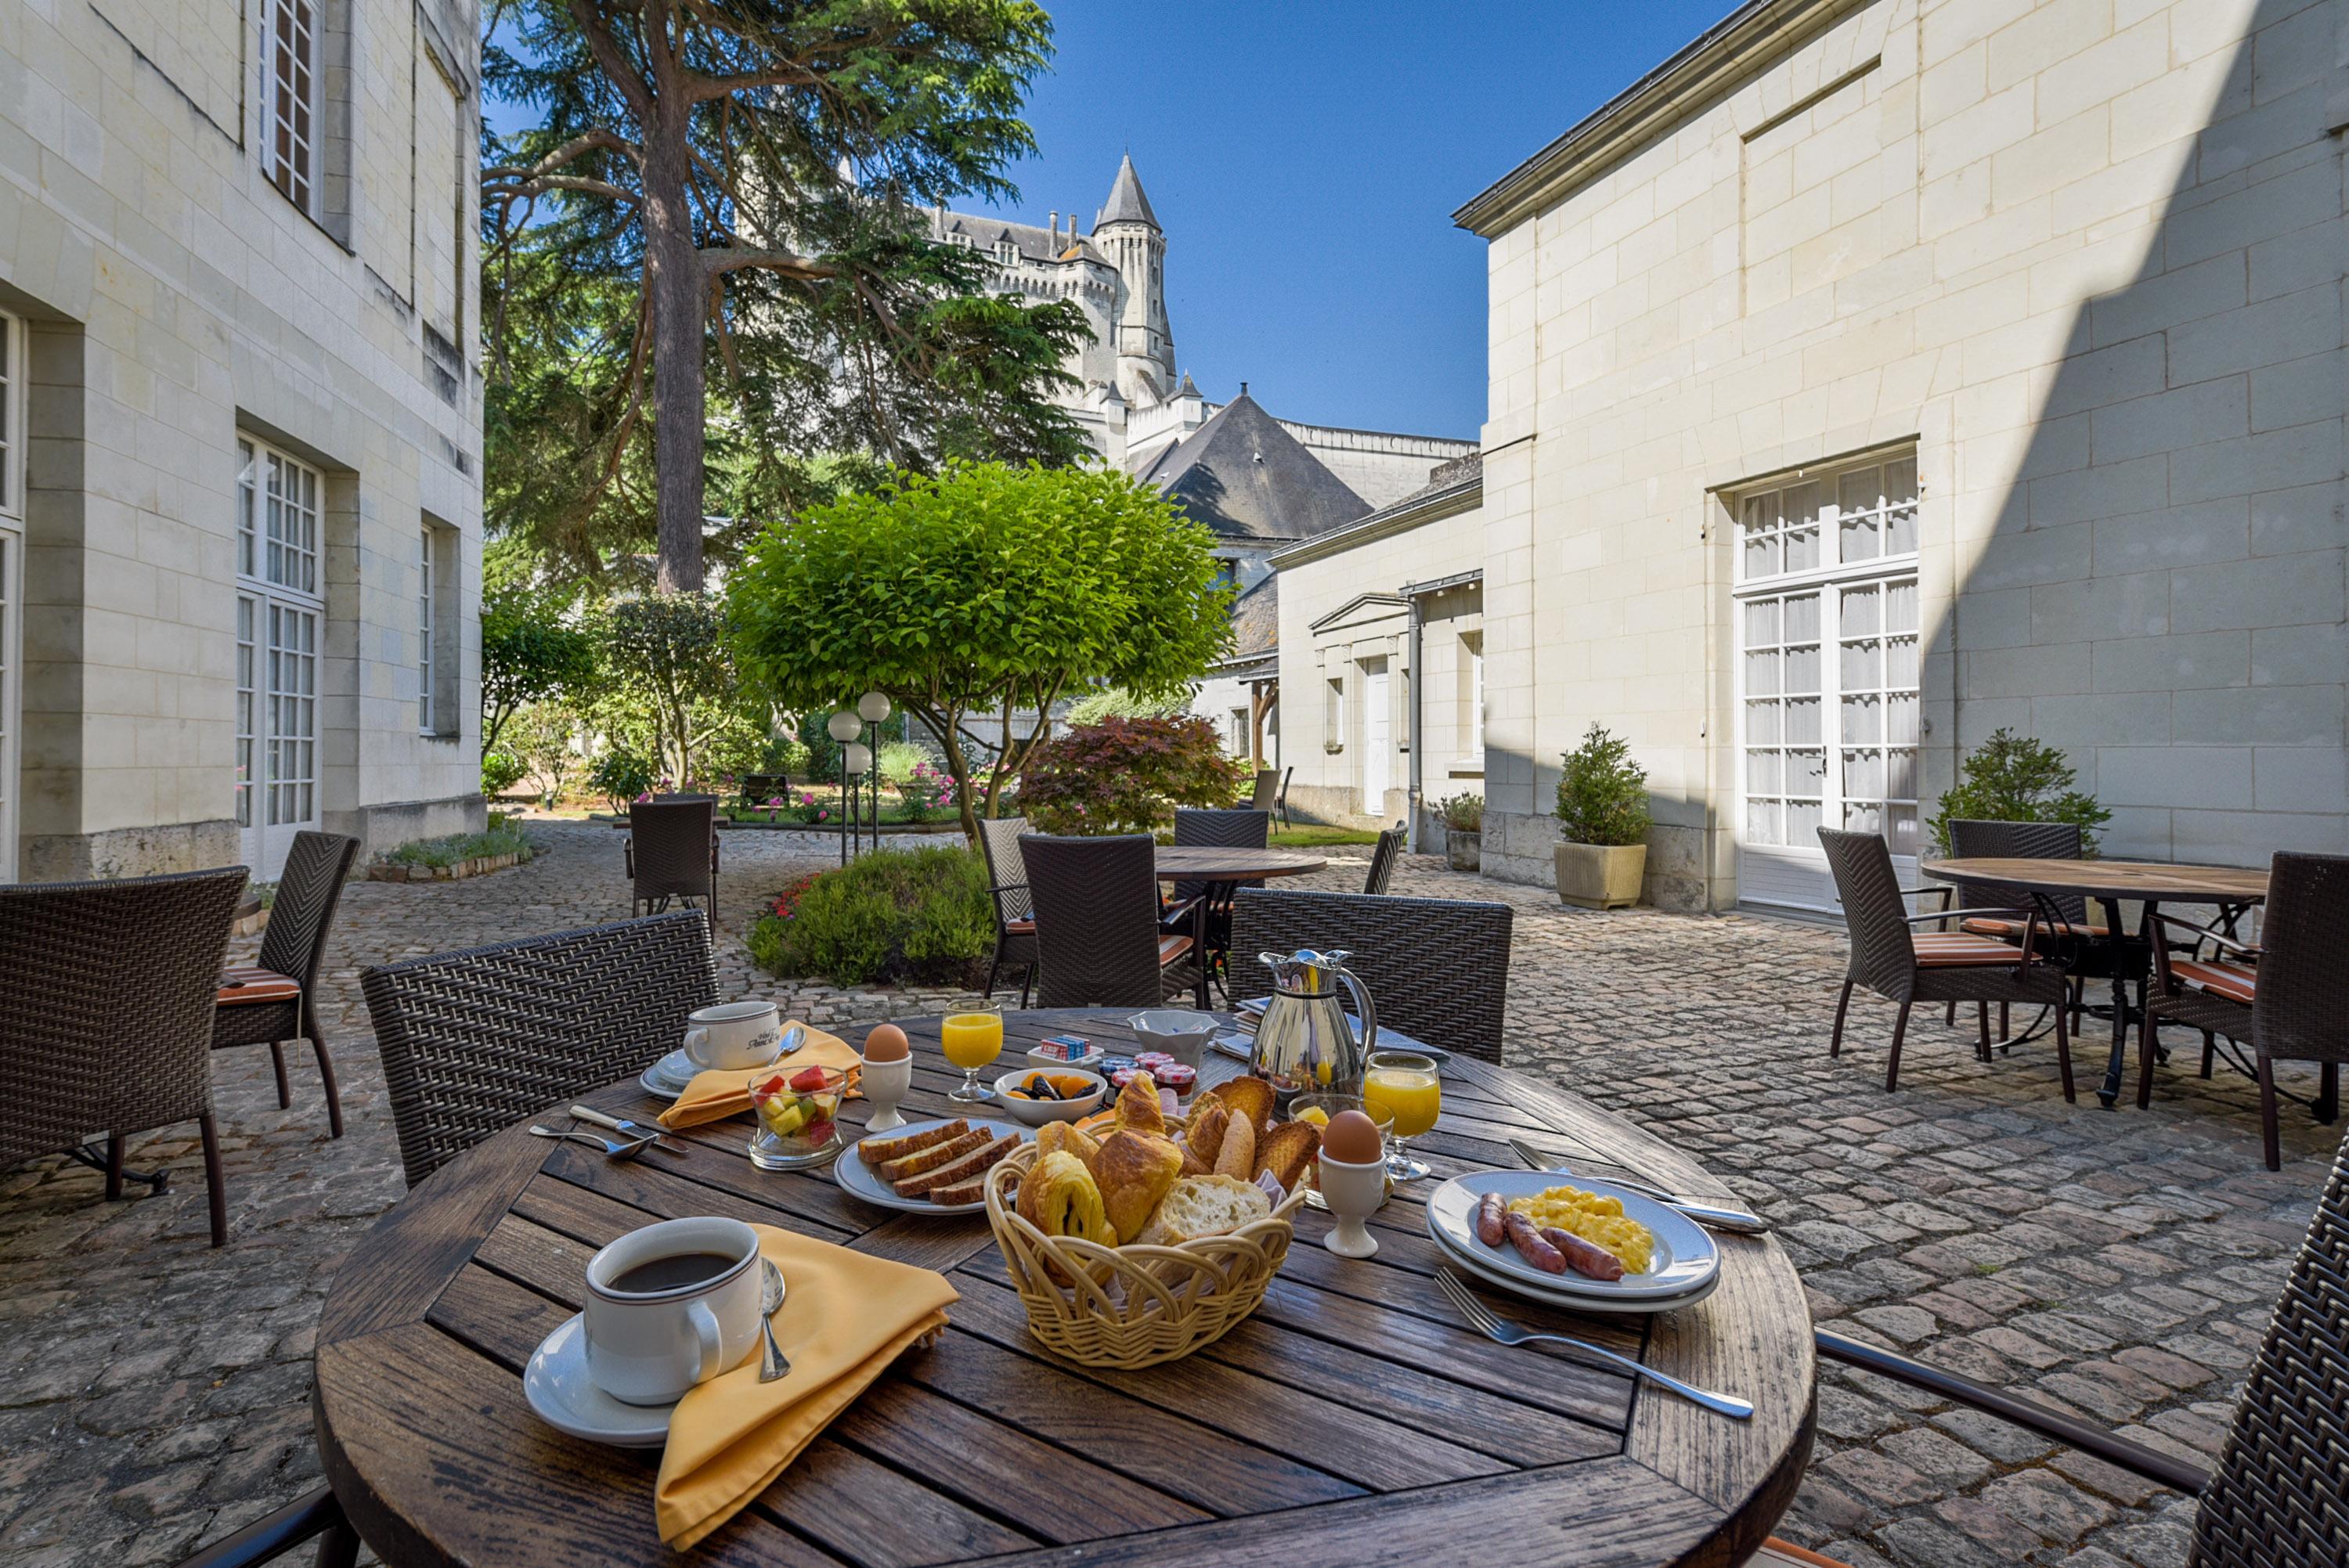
<box><xmin>684</xmin><ymin>1000</ymin><xmax>784</xmax><ymax>1072</ymax></box>
<box><xmin>583</xmin><ymin>1217</ymin><xmax>763</xmax><ymax>1405</ymax></box>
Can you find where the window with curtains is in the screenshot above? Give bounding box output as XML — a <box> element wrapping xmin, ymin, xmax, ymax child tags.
<box><xmin>236</xmin><ymin>436</ymin><xmax>324</xmax><ymax>872</ymax></box>
<box><xmin>417</xmin><ymin>525</ymin><xmax>435</xmax><ymax>733</ymax></box>
<box><xmin>261</xmin><ymin>0</ymin><xmax>319</xmax><ymax>211</ymax></box>
<box><xmin>1734</xmin><ymin>453</ymin><xmax>1921</xmax><ymax>861</ymax></box>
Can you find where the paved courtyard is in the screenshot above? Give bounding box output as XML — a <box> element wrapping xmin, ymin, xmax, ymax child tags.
<box><xmin>0</xmin><ymin>820</ymin><xmax>2335</xmax><ymax>1568</ymax></box>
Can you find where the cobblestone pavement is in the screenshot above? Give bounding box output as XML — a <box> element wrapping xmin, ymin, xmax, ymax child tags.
<box><xmin>0</xmin><ymin>822</ymin><xmax>2335</xmax><ymax>1567</ymax></box>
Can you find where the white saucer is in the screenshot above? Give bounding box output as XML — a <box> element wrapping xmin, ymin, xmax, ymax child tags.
<box><xmin>639</xmin><ymin>1048</ymin><xmax>698</xmax><ymax>1098</ymax></box>
<box><xmin>522</xmin><ymin>1313</ymin><xmax>674</xmax><ymax>1448</ymax></box>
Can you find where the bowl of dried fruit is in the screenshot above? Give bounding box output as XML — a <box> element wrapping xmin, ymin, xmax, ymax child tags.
<box><xmin>992</xmin><ymin>1065</ymin><xmax>1108</xmax><ymax>1126</ymax></box>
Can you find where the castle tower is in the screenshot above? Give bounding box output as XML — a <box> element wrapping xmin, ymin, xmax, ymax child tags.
<box><xmin>1095</xmin><ymin>154</ymin><xmax>1175</xmax><ymax>406</ymax></box>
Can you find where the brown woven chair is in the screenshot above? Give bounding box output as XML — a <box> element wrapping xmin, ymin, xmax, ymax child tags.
<box><xmin>1</xmin><ymin>866</ymin><xmax>249</xmax><ymax>1246</ymax></box>
<box><xmin>1167</xmin><ymin>807</ymin><xmax>1269</xmax><ymax>997</ymax></box>
<box><xmin>1228</xmin><ymin>886</ymin><xmax>1512</xmax><ymax>1065</ymax></box>
<box><xmin>1943</xmin><ymin>817</ymin><xmax>2108</xmax><ymax>1036</ymax></box>
<box><xmin>626</xmin><ymin>794</ymin><xmax>720</xmax><ymax>923</ymax></box>
<box><xmin>1273</xmin><ymin>765</ymin><xmax>1294</xmax><ymax>830</ymax></box>
<box><xmin>213</xmin><ymin>831</ymin><xmax>359</xmax><ymax>1137</ymax></box>
<box><xmin>1362</xmin><ymin>821</ymin><xmax>1406</xmax><ymax>894</ymax></box>
<box><xmin>1794</xmin><ymin>1113</ymin><xmax>2349</xmax><ymax>1567</ymax></box>
<box><xmin>1022</xmin><ymin>834</ymin><xmax>1206</xmax><ymax>1009</ymax></box>
<box><xmin>1818</xmin><ymin>826</ymin><xmax>2075</xmax><ymax>1097</ymax></box>
<box><xmin>359</xmin><ymin>910</ymin><xmax>717</xmax><ymax>1187</ymax></box>
<box><xmin>977</xmin><ymin>814</ymin><xmax>1039</xmax><ymax>1007</ymax></box>
<box><xmin>2139</xmin><ymin>851</ymin><xmax>2347</xmax><ymax>1170</ymax></box>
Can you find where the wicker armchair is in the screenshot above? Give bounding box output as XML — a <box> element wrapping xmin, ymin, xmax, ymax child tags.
<box><xmin>359</xmin><ymin>910</ymin><xmax>717</xmax><ymax>1188</ymax></box>
<box><xmin>214</xmin><ymin>831</ymin><xmax>359</xmax><ymax>1137</ymax></box>
<box><xmin>1818</xmin><ymin>827</ymin><xmax>2076</xmax><ymax>1097</ymax></box>
<box><xmin>1227</xmin><ymin>886</ymin><xmax>1512</xmax><ymax>1065</ymax></box>
<box><xmin>1363</xmin><ymin>821</ymin><xmax>1406</xmax><ymax>894</ymax></box>
<box><xmin>1</xmin><ymin>867</ymin><xmax>249</xmax><ymax>1246</ymax></box>
<box><xmin>1021</xmin><ymin>834</ymin><xmax>1206</xmax><ymax>1009</ymax></box>
<box><xmin>1775</xmin><ymin>1117</ymin><xmax>2349</xmax><ymax>1567</ymax></box>
<box><xmin>1943</xmin><ymin>817</ymin><xmax>2106</xmax><ymax>1035</ymax></box>
<box><xmin>1273</xmin><ymin>766</ymin><xmax>1294</xmax><ymax>830</ymax></box>
<box><xmin>977</xmin><ymin>815</ymin><xmax>1039</xmax><ymax>1007</ymax></box>
<box><xmin>2139</xmin><ymin>851</ymin><xmax>2347</xmax><ymax>1170</ymax></box>
<box><xmin>1166</xmin><ymin>808</ymin><xmax>1269</xmax><ymax>997</ymax></box>
<box><xmin>626</xmin><ymin>794</ymin><xmax>720</xmax><ymax>923</ymax></box>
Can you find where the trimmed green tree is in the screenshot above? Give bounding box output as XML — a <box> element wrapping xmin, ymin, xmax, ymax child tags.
<box><xmin>1555</xmin><ymin>724</ymin><xmax>1653</xmax><ymax>846</ymax></box>
<box><xmin>1929</xmin><ymin>728</ymin><xmax>2111</xmax><ymax>855</ymax></box>
<box><xmin>727</xmin><ymin>463</ymin><xmax>1231</xmax><ymax>841</ymax></box>
<box><xmin>481</xmin><ymin>591</ymin><xmax>601</xmax><ymax>752</ymax></box>
<box><xmin>597</xmin><ymin>592</ymin><xmax>746</xmax><ymax>788</ymax></box>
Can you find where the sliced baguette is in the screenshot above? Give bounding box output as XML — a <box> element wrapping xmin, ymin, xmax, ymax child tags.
<box><xmin>897</xmin><ymin>1133</ymin><xmax>1021</xmax><ymax>1198</ymax></box>
<box><xmin>1133</xmin><ymin>1174</ymin><xmax>1272</xmax><ymax>1245</ymax></box>
<box><xmin>877</xmin><ymin>1126</ymin><xmax>987</xmax><ymax>1182</ymax></box>
<box><xmin>858</xmin><ymin>1118</ymin><xmax>969</xmax><ymax>1166</ymax></box>
<box><xmin>1212</xmin><ymin>1112</ymin><xmax>1255</xmax><ymax>1180</ymax></box>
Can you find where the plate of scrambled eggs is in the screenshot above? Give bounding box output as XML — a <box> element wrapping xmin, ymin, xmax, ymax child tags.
<box><xmin>1425</xmin><ymin>1171</ymin><xmax>1721</xmax><ymax>1303</ymax></box>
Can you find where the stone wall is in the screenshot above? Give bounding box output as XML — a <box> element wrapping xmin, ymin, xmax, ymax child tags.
<box><xmin>2</xmin><ymin>0</ymin><xmax>484</xmax><ymax>878</ymax></box>
<box><xmin>1470</xmin><ymin>0</ymin><xmax>2347</xmax><ymax>911</ymax></box>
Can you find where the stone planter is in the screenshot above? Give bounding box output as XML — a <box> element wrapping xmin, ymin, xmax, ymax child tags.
<box><xmin>1553</xmin><ymin>842</ymin><xmax>1646</xmax><ymax>910</ymax></box>
<box><xmin>1445</xmin><ymin>829</ymin><xmax>1481</xmax><ymax>872</ymax></box>
<box><xmin>368</xmin><ymin>851</ymin><xmax>529</xmax><ymax>883</ymax></box>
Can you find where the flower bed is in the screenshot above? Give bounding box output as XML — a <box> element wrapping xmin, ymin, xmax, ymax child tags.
<box><xmin>369</xmin><ymin>825</ymin><xmax>538</xmax><ymax>882</ymax></box>
<box><xmin>746</xmin><ymin>847</ymin><xmax>993</xmax><ymax>987</ymax></box>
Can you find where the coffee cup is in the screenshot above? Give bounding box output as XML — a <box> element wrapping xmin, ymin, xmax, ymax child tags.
<box><xmin>684</xmin><ymin>1000</ymin><xmax>783</xmax><ymax>1072</ymax></box>
<box><xmin>583</xmin><ymin>1217</ymin><xmax>763</xmax><ymax>1404</ymax></box>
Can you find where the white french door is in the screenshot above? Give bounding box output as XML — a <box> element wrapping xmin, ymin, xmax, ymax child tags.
<box><xmin>1734</xmin><ymin>455</ymin><xmax>1921</xmax><ymax>912</ymax></box>
<box><xmin>236</xmin><ymin>438</ymin><xmax>323</xmax><ymax>878</ymax></box>
<box><xmin>1362</xmin><ymin>659</ymin><xmax>1391</xmax><ymax>810</ymax></box>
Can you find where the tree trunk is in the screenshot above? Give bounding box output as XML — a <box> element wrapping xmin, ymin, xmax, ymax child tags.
<box><xmin>641</xmin><ymin>110</ymin><xmax>705</xmax><ymax>595</ymax></box>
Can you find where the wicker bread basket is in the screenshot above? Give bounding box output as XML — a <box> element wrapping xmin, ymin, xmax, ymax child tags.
<box><xmin>983</xmin><ymin>1141</ymin><xmax>1308</xmax><ymax>1368</ymax></box>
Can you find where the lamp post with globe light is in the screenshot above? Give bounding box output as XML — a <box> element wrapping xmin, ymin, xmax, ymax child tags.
<box><xmin>857</xmin><ymin>693</ymin><xmax>891</xmax><ymax>848</ymax></box>
<box><xmin>825</xmin><ymin>709</ymin><xmax>862</xmax><ymax>863</ymax></box>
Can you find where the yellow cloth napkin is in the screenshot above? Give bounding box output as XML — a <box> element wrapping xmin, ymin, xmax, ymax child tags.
<box><xmin>657</xmin><ymin>1026</ymin><xmax>862</xmax><ymax>1129</ymax></box>
<box><xmin>657</xmin><ymin>1224</ymin><xmax>957</xmax><ymax>1548</ymax></box>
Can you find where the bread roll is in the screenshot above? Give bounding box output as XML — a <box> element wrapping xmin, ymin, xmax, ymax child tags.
<box><xmin>1186</xmin><ymin>1105</ymin><xmax>1230</xmax><ymax>1171</ymax></box>
<box><xmin>1133</xmin><ymin>1175</ymin><xmax>1272</xmax><ymax>1246</ymax></box>
<box><xmin>1254</xmin><ymin>1119</ymin><xmax>1321</xmax><ymax>1192</ymax></box>
<box><xmin>1212</xmin><ymin>1112</ymin><xmax>1255</xmax><ymax>1181</ymax></box>
<box><xmin>1090</xmin><ymin>1130</ymin><xmax>1184</xmax><ymax>1241</ymax></box>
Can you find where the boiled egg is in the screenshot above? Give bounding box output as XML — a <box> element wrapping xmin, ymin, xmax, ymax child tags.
<box><xmin>863</xmin><ymin>1022</ymin><xmax>910</xmax><ymax>1063</ymax></box>
<box><xmin>1321</xmin><ymin>1108</ymin><xmax>1384</xmax><ymax>1165</ymax></box>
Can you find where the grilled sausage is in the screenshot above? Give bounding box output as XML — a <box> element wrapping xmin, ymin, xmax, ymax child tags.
<box><xmin>1540</xmin><ymin>1225</ymin><xmax>1627</xmax><ymax>1282</ymax></box>
<box><xmin>1476</xmin><ymin>1192</ymin><xmax>1509</xmax><ymax>1247</ymax></box>
<box><xmin>1502</xmin><ymin>1208</ymin><xmax>1568</xmax><ymax>1274</ymax></box>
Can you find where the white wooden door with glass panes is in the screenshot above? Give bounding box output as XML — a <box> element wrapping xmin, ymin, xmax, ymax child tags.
<box><xmin>1362</xmin><ymin>660</ymin><xmax>1391</xmax><ymax>809</ymax></box>
<box><xmin>1734</xmin><ymin>455</ymin><xmax>1920</xmax><ymax>912</ymax></box>
<box><xmin>0</xmin><ymin>310</ymin><xmax>22</xmax><ymax>881</ymax></box>
<box><xmin>236</xmin><ymin>438</ymin><xmax>323</xmax><ymax>878</ymax></box>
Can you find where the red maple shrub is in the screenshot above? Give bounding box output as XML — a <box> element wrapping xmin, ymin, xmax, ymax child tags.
<box><xmin>1016</xmin><ymin>716</ymin><xmax>1247</xmax><ymax>835</ymax></box>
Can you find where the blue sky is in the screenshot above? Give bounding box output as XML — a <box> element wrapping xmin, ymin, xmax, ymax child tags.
<box><xmin>995</xmin><ymin>0</ymin><xmax>1741</xmax><ymax>438</ymax></box>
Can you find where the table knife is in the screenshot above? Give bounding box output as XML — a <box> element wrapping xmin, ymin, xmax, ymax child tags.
<box><xmin>570</xmin><ymin>1105</ymin><xmax>687</xmax><ymax>1154</ymax></box>
<box><xmin>1507</xmin><ymin>1137</ymin><xmax>1770</xmax><ymax>1236</ymax></box>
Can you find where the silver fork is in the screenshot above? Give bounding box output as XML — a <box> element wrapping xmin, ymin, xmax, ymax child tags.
<box><xmin>1436</xmin><ymin>1271</ymin><xmax>1753</xmax><ymax>1419</ymax></box>
<box><xmin>757</xmin><ymin>1259</ymin><xmax>790</xmax><ymax>1382</ymax></box>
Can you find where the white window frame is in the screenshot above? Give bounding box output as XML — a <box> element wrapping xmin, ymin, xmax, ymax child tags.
<box><xmin>0</xmin><ymin>310</ymin><xmax>23</xmax><ymax>881</ymax></box>
<box><xmin>236</xmin><ymin>435</ymin><xmax>325</xmax><ymax>876</ymax></box>
<box><xmin>261</xmin><ymin>0</ymin><xmax>319</xmax><ymax>213</ymax></box>
<box><xmin>417</xmin><ymin>524</ymin><xmax>435</xmax><ymax>734</ymax></box>
<box><xmin>1732</xmin><ymin>453</ymin><xmax>1921</xmax><ymax>903</ymax></box>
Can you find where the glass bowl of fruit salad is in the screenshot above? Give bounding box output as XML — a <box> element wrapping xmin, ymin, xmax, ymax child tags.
<box><xmin>746</xmin><ymin>1065</ymin><xmax>849</xmax><ymax>1170</ymax></box>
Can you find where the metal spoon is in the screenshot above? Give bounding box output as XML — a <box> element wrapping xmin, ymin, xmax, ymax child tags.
<box><xmin>774</xmin><ymin>1022</ymin><xmax>807</xmax><ymax>1057</ymax></box>
<box><xmin>527</xmin><ymin>1125</ymin><xmax>655</xmax><ymax>1161</ymax></box>
<box><xmin>757</xmin><ymin>1258</ymin><xmax>790</xmax><ymax>1381</ymax></box>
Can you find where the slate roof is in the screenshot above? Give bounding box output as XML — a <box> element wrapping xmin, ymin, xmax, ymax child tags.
<box><xmin>1146</xmin><ymin>393</ymin><xmax>1373</xmax><ymax>542</ymax></box>
<box><xmin>934</xmin><ymin>212</ymin><xmax>1108</xmax><ymax>267</ymax></box>
<box><xmin>1097</xmin><ymin>154</ymin><xmax>1159</xmax><ymax>229</ymax></box>
<box><xmin>1225</xmin><ymin>573</ymin><xmax>1279</xmax><ymax>660</ymax></box>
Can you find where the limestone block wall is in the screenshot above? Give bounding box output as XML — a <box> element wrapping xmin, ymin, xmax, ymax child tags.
<box><xmin>2</xmin><ymin>0</ymin><xmax>485</xmax><ymax>878</ymax></box>
<box><xmin>1470</xmin><ymin>0</ymin><xmax>2347</xmax><ymax>911</ymax></box>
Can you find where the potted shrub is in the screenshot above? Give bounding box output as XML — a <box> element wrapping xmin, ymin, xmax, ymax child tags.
<box><xmin>1927</xmin><ymin>728</ymin><xmax>2111</xmax><ymax>856</ymax></box>
<box><xmin>1433</xmin><ymin>792</ymin><xmax>1483</xmax><ymax>871</ymax></box>
<box><xmin>1553</xmin><ymin>724</ymin><xmax>1652</xmax><ymax>909</ymax></box>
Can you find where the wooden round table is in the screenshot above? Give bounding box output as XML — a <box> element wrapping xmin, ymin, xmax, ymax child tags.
<box><xmin>1921</xmin><ymin>857</ymin><xmax>2269</xmax><ymax>1107</ymax></box>
<box><xmin>1152</xmin><ymin>844</ymin><xmax>1328</xmax><ymax>881</ymax></box>
<box><xmin>313</xmin><ymin>1011</ymin><xmax>1814</xmax><ymax>1567</ymax></box>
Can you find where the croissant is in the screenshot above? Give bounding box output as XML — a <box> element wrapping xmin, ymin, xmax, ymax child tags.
<box><xmin>1090</xmin><ymin>1130</ymin><xmax>1184</xmax><ymax>1242</ymax></box>
<box><xmin>1017</xmin><ymin>1152</ymin><xmax>1117</xmax><ymax>1247</ymax></box>
<box><xmin>1114</xmin><ymin>1072</ymin><xmax>1167</xmax><ymax>1137</ymax></box>
<box><xmin>1035</xmin><ymin>1120</ymin><xmax>1102</xmax><ymax>1168</ymax></box>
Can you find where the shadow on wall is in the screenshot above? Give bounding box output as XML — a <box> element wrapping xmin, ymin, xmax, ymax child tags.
<box><xmin>1933</xmin><ymin>0</ymin><xmax>2344</xmax><ymax>869</ymax></box>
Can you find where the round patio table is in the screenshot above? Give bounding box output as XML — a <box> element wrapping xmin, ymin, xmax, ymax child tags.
<box><xmin>1152</xmin><ymin>844</ymin><xmax>1327</xmax><ymax>881</ymax></box>
<box><xmin>312</xmin><ymin>1011</ymin><xmax>1814</xmax><ymax>1568</ymax></box>
<box><xmin>1921</xmin><ymin>857</ymin><xmax>2269</xmax><ymax>1108</ymax></box>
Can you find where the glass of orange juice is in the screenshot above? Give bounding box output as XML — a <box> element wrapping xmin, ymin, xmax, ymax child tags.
<box><xmin>940</xmin><ymin>1004</ymin><xmax>1004</xmax><ymax>1103</ymax></box>
<box><xmin>1362</xmin><ymin>1050</ymin><xmax>1441</xmax><ymax>1181</ymax></box>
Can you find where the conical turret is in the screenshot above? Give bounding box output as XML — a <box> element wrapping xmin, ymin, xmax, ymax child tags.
<box><xmin>1095</xmin><ymin>156</ymin><xmax>1174</xmax><ymax>404</ymax></box>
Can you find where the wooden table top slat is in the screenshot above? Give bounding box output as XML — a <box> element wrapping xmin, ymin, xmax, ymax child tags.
<box><xmin>1150</xmin><ymin>845</ymin><xmax>1328</xmax><ymax>881</ymax></box>
<box><xmin>1923</xmin><ymin>856</ymin><xmax>2270</xmax><ymax>903</ymax></box>
<box><xmin>316</xmin><ymin>1008</ymin><xmax>1812</xmax><ymax>1567</ymax></box>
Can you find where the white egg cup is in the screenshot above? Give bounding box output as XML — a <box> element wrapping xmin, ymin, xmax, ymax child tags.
<box><xmin>1316</xmin><ymin>1151</ymin><xmax>1387</xmax><ymax>1259</ymax></box>
<box><xmin>859</xmin><ymin>1053</ymin><xmax>912</xmax><ymax>1134</ymax></box>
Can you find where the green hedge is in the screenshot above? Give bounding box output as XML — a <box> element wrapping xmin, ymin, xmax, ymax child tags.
<box><xmin>377</xmin><ymin>824</ymin><xmax>536</xmax><ymax>869</ymax></box>
<box><xmin>748</xmin><ymin>845</ymin><xmax>994</xmax><ymax>987</ymax></box>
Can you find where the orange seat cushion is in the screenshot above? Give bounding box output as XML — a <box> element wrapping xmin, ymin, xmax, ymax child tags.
<box><xmin>218</xmin><ymin>966</ymin><xmax>301</xmax><ymax>1005</ymax></box>
<box><xmin>1752</xmin><ymin>1541</ymin><xmax>1853</xmax><ymax>1568</ymax></box>
<box><xmin>1156</xmin><ymin>934</ymin><xmax>1194</xmax><ymax>967</ymax></box>
<box><xmin>1958</xmin><ymin>917</ymin><xmax>2109</xmax><ymax>941</ymax></box>
<box><xmin>1005</xmin><ymin>918</ymin><xmax>1036</xmax><ymax>936</ymax></box>
<box><xmin>1912</xmin><ymin>935</ymin><xmax>2026</xmax><ymax>967</ymax></box>
<box><xmin>2172</xmin><ymin>958</ymin><xmax>2256</xmax><ymax>1004</ymax></box>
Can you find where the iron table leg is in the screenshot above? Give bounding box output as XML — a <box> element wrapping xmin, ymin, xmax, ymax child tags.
<box><xmin>2095</xmin><ymin>896</ymin><xmax>2145</xmax><ymax>1108</ymax></box>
